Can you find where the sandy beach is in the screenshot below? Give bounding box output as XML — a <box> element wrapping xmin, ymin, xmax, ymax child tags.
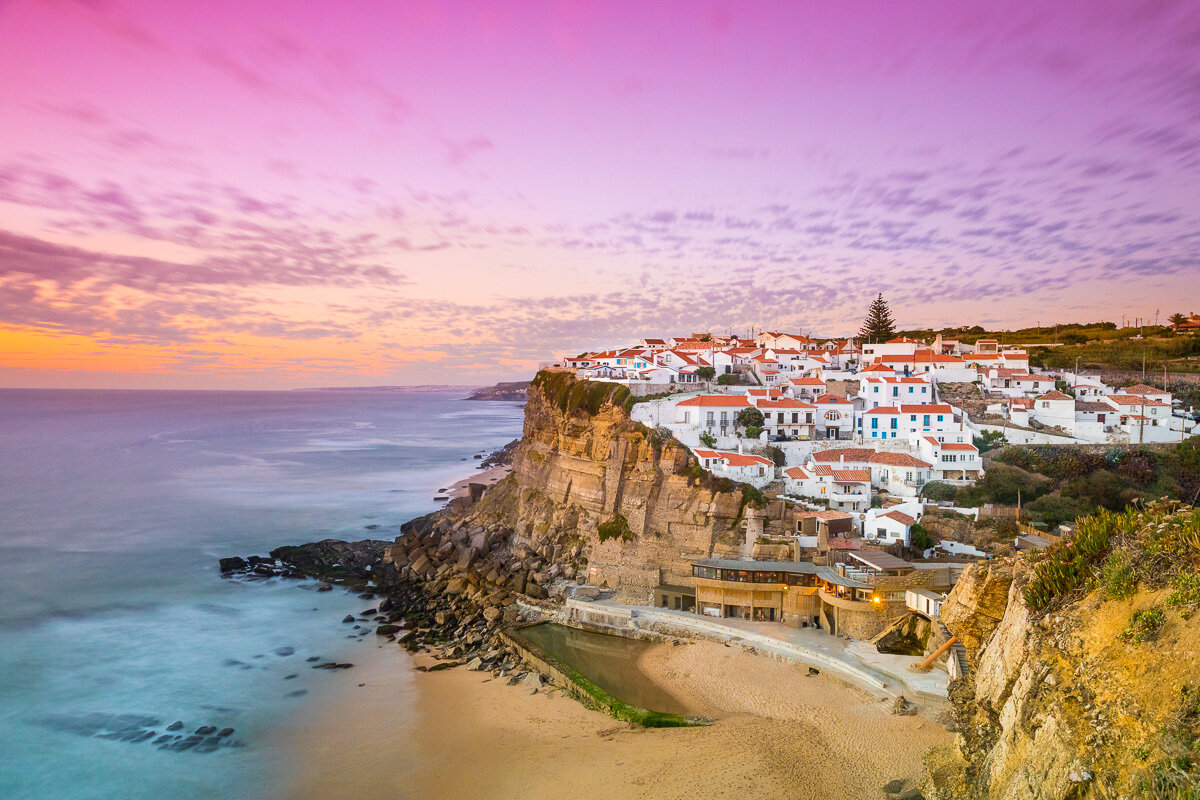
<box><xmin>440</xmin><ymin>463</ymin><xmax>512</xmax><ymax>500</ymax></box>
<box><xmin>278</xmin><ymin>636</ymin><xmax>949</xmax><ymax>799</ymax></box>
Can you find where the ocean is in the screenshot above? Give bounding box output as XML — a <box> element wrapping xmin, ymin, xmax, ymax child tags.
<box><xmin>0</xmin><ymin>389</ymin><xmax>525</xmax><ymax>800</ymax></box>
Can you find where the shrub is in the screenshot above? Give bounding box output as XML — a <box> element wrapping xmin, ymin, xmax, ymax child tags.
<box><xmin>717</xmin><ymin>373</ymin><xmax>742</xmax><ymax>386</ymax></box>
<box><xmin>1166</xmin><ymin>572</ymin><xmax>1200</xmax><ymax>620</ymax></box>
<box><xmin>973</xmin><ymin>430</ymin><xmax>1009</xmax><ymax>453</ymax></box>
<box><xmin>909</xmin><ymin>523</ymin><xmax>934</xmax><ymax>551</ymax></box>
<box><xmin>1120</xmin><ymin>608</ymin><xmax>1165</xmax><ymax>643</ymax></box>
<box><xmin>763</xmin><ymin>445</ymin><xmax>786</xmax><ymax>467</ymax></box>
<box><xmin>699</xmin><ymin>432</ymin><xmax>716</xmax><ymax>448</ymax></box>
<box><xmin>921</xmin><ymin>481</ymin><xmax>958</xmax><ymax>502</ymax></box>
<box><xmin>531</xmin><ymin>370</ymin><xmax>630</xmax><ymax>417</ymax></box>
<box><xmin>1023</xmin><ymin>508</ymin><xmax>1132</xmax><ymax>610</ymax></box>
<box><xmin>736</xmin><ymin>407</ymin><xmax>765</xmax><ymax>431</ymax></box>
<box><xmin>1101</xmin><ymin>551</ymin><xmax>1137</xmax><ymax>600</ymax></box>
<box><xmin>745</xmin><ymin>425</ymin><xmax>763</xmax><ymax>439</ymax></box>
<box><xmin>597</xmin><ymin>515</ymin><xmax>633</xmax><ymax>543</ymax></box>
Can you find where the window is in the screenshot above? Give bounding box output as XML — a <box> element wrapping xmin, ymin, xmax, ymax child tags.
<box><xmin>923</xmin><ymin>415</ymin><xmax>931</xmax><ymax>427</ymax></box>
<box><xmin>683</xmin><ymin>412</ymin><xmax>691</xmax><ymax>423</ymax></box>
<box><xmin>720</xmin><ymin>411</ymin><xmax>728</xmax><ymax>422</ymax></box>
<box><xmin>945</xmin><ymin>454</ymin><xmax>957</xmax><ymax>462</ymax></box>
<box><xmin>892</xmin><ymin>387</ymin><xmax>898</xmax><ymax>397</ymax></box>
<box><xmin>910</xmin><ymin>414</ymin><xmax>917</xmax><ymax>422</ymax></box>
<box><xmin>905</xmin><ymin>471</ymin><xmax>912</xmax><ymax>482</ymax></box>
<box><xmin>890</xmin><ymin>418</ymin><xmax>898</xmax><ymax>429</ymax></box>
<box><xmin>706</xmin><ymin>412</ymin><xmax>715</xmax><ymax>425</ymax></box>
<box><xmin>791</xmin><ymin>413</ymin><xmax>799</xmax><ymax>424</ymax></box>
<box><xmin>936</xmin><ymin>415</ymin><xmax>944</xmax><ymax>422</ymax></box>
<box><xmin>871</xmin><ymin>418</ymin><xmax>879</xmax><ymax>430</ymax></box>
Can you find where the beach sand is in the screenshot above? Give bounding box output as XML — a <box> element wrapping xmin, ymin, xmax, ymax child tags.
<box><xmin>278</xmin><ymin>637</ymin><xmax>950</xmax><ymax>799</ymax></box>
<box><xmin>440</xmin><ymin>464</ymin><xmax>511</xmax><ymax>500</ymax></box>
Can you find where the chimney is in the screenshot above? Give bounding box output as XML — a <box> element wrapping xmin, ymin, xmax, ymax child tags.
<box><xmin>840</xmin><ymin>453</ymin><xmax>845</xmax><ymax>463</ymax></box>
<box><xmin>738</xmin><ymin>441</ymin><xmax>744</xmax><ymax>455</ymax></box>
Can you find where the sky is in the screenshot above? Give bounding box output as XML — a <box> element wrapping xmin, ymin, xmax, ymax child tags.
<box><xmin>1</xmin><ymin>0</ymin><xmax>1199</xmax><ymax>389</ymax></box>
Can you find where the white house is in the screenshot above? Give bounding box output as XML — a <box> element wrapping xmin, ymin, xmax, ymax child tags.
<box><xmin>1030</xmin><ymin>390</ymin><xmax>1076</xmax><ymax>431</ymax></box>
<box><xmin>866</xmin><ymin>508</ymin><xmax>918</xmax><ymax>545</ymax></box>
<box><xmin>675</xmin><ymin>394</ymin><xmax>751</xmax><ymax>436</ymax></box>
<box><xmin>859</xmin><ymin>376</ymin><xmax>932</xmax><ymax>409</ymax></box>
<box><xmin>862</xmin><ymin>403</ymin><xmax>958</xmax><ymax>442</ymax></box>
<box><xmin>867</xmin><ymin>451</ymin><xmax>934</xmax><ymax>497</ymax></box>
<box><xmin>693</xmin><ymin>449</ymin><xmax>775</xmax><ymax>487</ymax></box>
<box><xmin>789</xmin><ymin>376</ymin><xmax>827</xmax><ymax>399</ymax></box>
<box><xmin>860</xmin><ymin>337</ymin><xmax>923</xmax><ymax>365</ymax></box>
<box><xmin>754</xmin><ymin>398</ymin><xmax>817</xmax><ymax>439</ymax></box>
<box><xmin>811</xmin><ymin>394</ymin><xmax>855</xmax><ymax>440</ymax></box>
<box><xmin>783</xmin><ymin>465</ymin><xmax>871</xmax><ymax>512</ymax></box>
<box><xmin>917</xmin><ymin>437</ymin><xmax>983</xmax><ymax>481</ymax></box>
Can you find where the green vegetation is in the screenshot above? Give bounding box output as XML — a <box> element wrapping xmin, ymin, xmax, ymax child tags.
<box><xmin>695</xmin><ymin>366</ymin><xmax>715</xmax><ymax>381</ymax></box>
<box><xmin>1135</xmin><ymin>685</ymin><xmax>1200</xmax><ymax>799</ymax></box>
<box><xmin>920</xmin><ymin>481</ymin><xmax>959</xmax><ymax>502</ymax></box>
<box><xmin>762</xmin><ymin>444</ymin><xmax>786</xmax><ymax>467</ymax></box>
<box><xmin>1101</xmin><ymin>550</ymin><xmax>1137</xmax><ymax>600</ymax></box>
<box><xmin>1031</xmin><ymin>334</ymin><xmax>1200</xmax><ymax>375</ymax></box>
<box><xmin>954</xmin><ymin>439</ymin><xmax>1200</xmax><ymax>529</ymax></box>
<box><xmin>1024</xmin><ymin>503</ymin><xmax>1200</xmax><ymax>615</ymax></box>
<box><xmin>717</xmin><ymin>373</ymin><xmax>742</xmax><ymax>385</ymax></box>
<box><xmin>1166</xmin><ymin>572</ymin><xmax>1200</xmax><ymax>620</ymax></box>
<box><xmin>744</xmin><ymin>425</ymin><xmax>763</xmax><ymax>439</ymax></box>
<box><xmin>972</xmin><ymin>429</ymin><xmax>1009</xmax><ymax>453</ymax></box>
<box><xmin>909</xmin><ymin>523</ymin><xmax>934</xmax><ymax>551</ymax></box>
<box><xmin>597</xmin><ymin>514</ymin><xmax>633</xmax><ymax>543</ymax></box>
<box><xmin>699</xmin><ymin>431</ymin><xmax>717</xmax><ymax>448</ymax></box>
<box><xmin>735</xmin><ymin>407</ymin><xmax>764</xmax><ymax>431</ymax></box>
<box><xmin>859</xmin><ymin>292</ymin><xmax>897</xmax><ymax>343</ymax></box>
<box><xmin>531</xmin><ymin>370</ymin><xmax>630</xmax><ymax>416</ymax></box>
<box><xmin>1023</xmin><ymin>507</ymin><xmax>1136</xmax><ymax>610</ymax></box>
<box><xmin>1121</xmin><ymin>608</ymin><xmax>1166</xmax><ymax>643</ymax></box>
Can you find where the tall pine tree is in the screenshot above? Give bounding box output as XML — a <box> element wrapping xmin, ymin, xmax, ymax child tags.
<box><xmin>858</xmin><ymin>293</ymin><xmax>896</xmax><ymax>343</ymax></box>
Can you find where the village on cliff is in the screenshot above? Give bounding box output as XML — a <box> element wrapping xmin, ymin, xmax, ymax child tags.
<box><xmin>538</xmin><ymin>304</ymin><xmax>1199</xmax><ymax>682</ymax></box>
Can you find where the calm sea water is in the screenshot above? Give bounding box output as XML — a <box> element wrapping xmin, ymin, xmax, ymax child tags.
<box><xmin>0</xmin><ymin>389</ymin><xmax>524</xmax><ymax>800</ymax></box>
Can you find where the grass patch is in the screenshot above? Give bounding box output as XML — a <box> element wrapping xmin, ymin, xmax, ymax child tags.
<box><xmin>1102</xmin><ymin>550</ymin><xmax>1138</xmax><ymax>600</ymax></box>
<box><xmin>1121</xmin><ymin>608</ymin><xmax>1167</xmax><ymax>643</ymax></box>
<box><xmin>531</xmin><ymin>370</ymin><xmax>631</xmax><ymax>417</ymax></box>
<box><xmin>597</xmin><ymin>514</ymin><xmax>633</xmax><ymax>543</ymax></box>
<box><xmin>1166</xmin><ymin>572</ymin><xmax>1200</xmax><ymax>620</ymax></box>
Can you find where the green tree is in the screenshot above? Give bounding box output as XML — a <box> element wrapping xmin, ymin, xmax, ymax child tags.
<box><xmin>717</xmin><ymin>373</ymin><xmax>741</xmax><ymax>385</ymax></box>
<box><xmin>695</xmin><ymin>366</ymin><xmax>715</xmax><ymax>381</ymax></box>
<box><xmin>735</xmin><ymin>407</ymin><xmax>765</xmax><ymax>431</ymax></box>
<box><xmin>909</xmin><ymin>523</ymin><xmax>934</xmax><ymax>551</ymax></box>
<box><xmin>1170</xmin><ymin>312</ymin><xmax>1188</xmax><ymax>330</ymax></box>
<box><xmin>973</xmin><ymin>430</ymin><xmax>1008</xmax><ymax>453</ymax></box>
<box><xmin>699</xmin><ymin>431</ymin><xmax>717</xmax><ymax>448</ymax></box>
<box><xmin>858</xmin><ymin>293</ymin><xmax>897</xmax><ymax>343</ymax></box>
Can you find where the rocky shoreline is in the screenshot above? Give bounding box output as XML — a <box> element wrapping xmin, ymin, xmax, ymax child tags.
<box><xmin>218</xmin><ymin>507</ymin><xmax>581</xmax><ymax>694</ymax></box>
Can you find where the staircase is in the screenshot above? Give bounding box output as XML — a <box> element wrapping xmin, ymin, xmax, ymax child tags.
<box><xmin>937</xmin><ymin>621</ymin><xmax>970</xmax><ymax>679</ymax></box>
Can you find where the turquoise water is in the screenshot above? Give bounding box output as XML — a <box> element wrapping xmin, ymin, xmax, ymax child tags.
<box><xmin>0</xmin><ymin>389</ymin><xmax>524</xmax><ymax>800</ymax></box>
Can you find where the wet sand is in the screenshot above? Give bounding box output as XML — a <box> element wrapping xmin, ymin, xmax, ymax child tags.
<box><xmin>440</xmin><ymin>464</ymin><xmax>511</xmax><ymax>500</ymax></box>
<box><xmin>279</xmin><ymin>638</ymin><xmax>949</xmax><ymax>799</ymax></box>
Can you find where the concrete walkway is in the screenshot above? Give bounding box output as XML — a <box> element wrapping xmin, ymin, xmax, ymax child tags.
<box><xmin>576</xmin><ymin>600</ymin><xmax>948</xmax><ymax>703</ymax></box>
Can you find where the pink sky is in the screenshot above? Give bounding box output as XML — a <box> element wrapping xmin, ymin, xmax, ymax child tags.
<box><xmin>1</xmin><ymin>0</ymin><xmax>1198</xmax><ymax>388</ymax></box>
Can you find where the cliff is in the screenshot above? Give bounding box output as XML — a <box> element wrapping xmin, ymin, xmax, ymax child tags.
<box><xmin>454</xmin><ymin>371</ymin><xmax>755</xmax><ymax>597</ymax></box>
<box><xmin>923</xmin><ymin>503</ymin><xmax>1200</xmax><ymax>800</ymax></box>
<box><xmin>466</xmin><ymin>380</ymin><xmax>531</xmax><ymax>401</ymax></box>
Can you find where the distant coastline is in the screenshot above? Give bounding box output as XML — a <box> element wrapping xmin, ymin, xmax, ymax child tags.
<box><xmin>464</xmin><ymin>380</ymin><xmax>530</xmax><ymax>401</ymax></box>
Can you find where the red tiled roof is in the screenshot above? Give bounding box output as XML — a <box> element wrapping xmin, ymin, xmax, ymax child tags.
<box><xmin>832</xmin><ymin>469</ymin><xmax>871</xmax><ymax>482</ymax></box>
<box><xmin>813</xmin><ymin>393</ymin><xmax>851</xmax><ymax>404</ymax></box>
<box><xmin>1036</xmin><ymin>390</ymin><xmax>1074</xmax><ymax>401</ymax></box>
<box><xmin>899</xmin><ymin>404</ymin><xmax>953</xmax><ymax>414</ymax></box>
<box><xmin>756</xmin><ymin>399</ymin><xmax>817</xmax><ymax>409</ymax></box>
<box><xmin>869</xmin><ymin>452</ymin><xmax>933</xmax><ymax>468</ymax></box>
<box><xmin>1121</xmin><ymin>384</ymin><xmax>1168</xmax><ymax>396</ymax></box>
<box><xmin>941</xmin><ymin>443</ymin><xmax>978</xmax><ymax>451</ymax></box>
<box><xmin>676</xmin><ymin>395</ymin><xmax>751</xmax><ymax>407</ymax></box>
<box><xmin>810</xmin><ymin>448</ymin><xmax>875</xmax><ymax>464</ymax></box>
<box><xmin>784</xmin><ymin>466</ymin><xmax>811</xmax><ymax>479</ymax></box>
<box><xmin>1108</xmin><ymin>394</ymin><xmax>1168</xmax><ymax>407</ymax></box>
<box><xmin>880</xmin><ymin>510</ymin><xmax>916</xmax><ymax>525</ymax></box>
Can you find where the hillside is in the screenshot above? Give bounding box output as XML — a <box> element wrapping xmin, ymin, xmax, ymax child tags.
<box><xmin>924</xmin><ymin>502</ymin><xmax>1200</xmax><ymax>799</ymax></box>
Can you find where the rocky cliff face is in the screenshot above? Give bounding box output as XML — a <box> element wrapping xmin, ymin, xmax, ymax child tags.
<box><xmin>924</xmin><ymin>548</ymin><xmax>1200</xmax><ymax>799</ymax></box>
<box><xmin>462</xmin><ymin>372</ymin><xmax>752</xmax><ymax>597</ymax></box>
